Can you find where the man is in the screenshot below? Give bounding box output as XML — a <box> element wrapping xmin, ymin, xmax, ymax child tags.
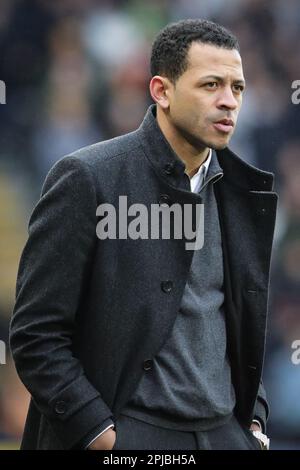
<box><xmin>10</xmin><ymin>19</ymin><xmax>277</xmax><ymax>450</ymax></box>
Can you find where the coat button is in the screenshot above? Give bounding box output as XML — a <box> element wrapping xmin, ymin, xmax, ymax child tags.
<box><xmin>161</xmin><ymin>280</ymin><xmax>173</xmax><ymax>293</ymax></box>
<box><xmin>55</xmin><ymin>401</ymin><xmax>66</xmax><ymax>415</ymax></box>
<box><xmin>143</xmin><ymin>359</ymin><xmax>153</xmax><ymax>371</ymax></box>
<box><xmin>261</xmin><ymin>208</ymin><xmax>266</xmax><ymax>214</ymax></box>
<box><xmin>159</xmin><ymin>194</ymin><xmax>171</xmax><ymax>206</ymax></box>
<box><xmin>164</xmin><ymin>163</ymin><xmax>175</xmax><ymax>175</ymax></box>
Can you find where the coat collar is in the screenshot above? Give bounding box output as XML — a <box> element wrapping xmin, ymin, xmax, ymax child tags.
<box><xmin>137</xmin><ymin>104</ymin><xmax>275</xmax><ymax>193</ymax></box>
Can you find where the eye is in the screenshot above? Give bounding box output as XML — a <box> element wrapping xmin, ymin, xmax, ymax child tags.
<box><xmin>232</xmin><ymin>84</ymin><xmax>245</xmax><ymax>93</ymax></box>
<box><xmin>205</xmin><ymin>82</ymin><xmax>218</xmax><ymax>89</ymax></box>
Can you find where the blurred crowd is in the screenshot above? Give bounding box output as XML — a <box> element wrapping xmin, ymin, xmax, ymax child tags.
<box><xmin>0</xmin><ymin>0</ymin><xmax>299</xmax><ymax>449</ymax></box>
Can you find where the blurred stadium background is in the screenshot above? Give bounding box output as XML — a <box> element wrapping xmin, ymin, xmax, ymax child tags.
<box><xmin>0</xmin><ymin>0</ymin><xmax>299</xmax><ymax>450</ymax></box>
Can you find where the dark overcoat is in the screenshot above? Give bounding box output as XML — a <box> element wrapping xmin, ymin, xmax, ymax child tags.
<box><xmin>9</xmin><ymin>105</ymin><xmax>278</xmax><ymax>449</ymax></box>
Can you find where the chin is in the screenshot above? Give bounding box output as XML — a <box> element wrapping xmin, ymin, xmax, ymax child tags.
<box><xmin>210</xmin><ymin>141</ymin><xmax>229</xmax><ymax>150</ymax></box>
<box><xmin>204</xmin><ymin>134</ymin><xmax>231</xmax><ymax>150</ymax></box>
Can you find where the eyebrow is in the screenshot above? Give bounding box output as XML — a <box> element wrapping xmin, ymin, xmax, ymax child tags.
<box><xmin>198</xmin><ymin>75</ymin><xmax>246</xmax><ymax>87</ymax></box>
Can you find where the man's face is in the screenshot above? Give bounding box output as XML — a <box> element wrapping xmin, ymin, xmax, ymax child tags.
<box><xmin>165</xmin><ymin>42</ymin><xmax>245</xmax><ymax>150</ymax></box>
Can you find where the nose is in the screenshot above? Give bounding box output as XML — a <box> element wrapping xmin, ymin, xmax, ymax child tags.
<box><xmin>216</xmin><ymin>86</ymin><xmax>239</xmax><ymax>111</ymax></box>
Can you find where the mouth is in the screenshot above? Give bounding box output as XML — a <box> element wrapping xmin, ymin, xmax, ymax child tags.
<box><xmin>213</xmin><ymin>118</ymin><xmax>234</xmax><ymax>134</ymax></box>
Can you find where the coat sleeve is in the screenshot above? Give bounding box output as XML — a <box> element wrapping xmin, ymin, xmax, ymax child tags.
<box><xmin>9</xmin><ymin>155</ymin><xmax>114</xmax><ymax>449</ymax></box>
<box><xmin>253</xmin><ymin>379</ymin><xmax>269</xmax><ymax>433</ymax></box>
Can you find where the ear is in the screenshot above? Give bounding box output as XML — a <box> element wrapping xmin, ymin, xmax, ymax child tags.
<box><xmin>149</xmin><ymin>76</ymin><xmax>172</xmax><ymax>109</ymax></box>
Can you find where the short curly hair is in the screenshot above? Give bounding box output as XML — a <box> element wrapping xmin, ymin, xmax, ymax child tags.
<box><xmin>150</xmin><ymin>19</ymin><xmax>240</xmax><ymax>84</ymax></box>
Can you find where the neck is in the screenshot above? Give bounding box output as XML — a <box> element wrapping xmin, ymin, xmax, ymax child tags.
<box><xmin>156</xmin><ymin>106</ymin><xmax>210</xmax><ymax>178</ymax></box>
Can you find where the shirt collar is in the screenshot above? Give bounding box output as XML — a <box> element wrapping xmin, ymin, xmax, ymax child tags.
<box><xmin>189</xmin><ymin>149</ymin><xmax>212</xmax><ymax>193</ymax></box>
<box><xmin>186</xmin><ymin>146</ymin><xmax>225</xmax><ymax>186</ymax></box>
